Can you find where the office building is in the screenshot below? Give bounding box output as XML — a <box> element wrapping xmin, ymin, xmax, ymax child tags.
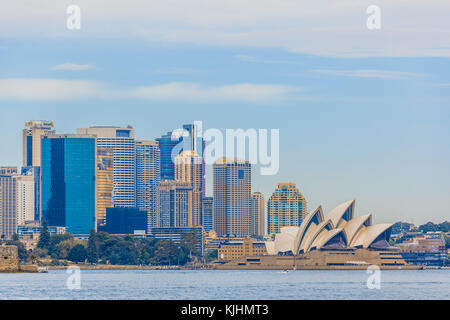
<box><xmin>41</xmin><ymin>134</ymin><xmax>96</xmax><ymax>235</ymax></box>
<box><xmin>136</xmin><ymin>140</ymin><xmax>160</xmax><ymax>231</ymax></box>
<box><xmin>156</xmin><ymin>180</ymin><xmax>193</xmax><ymax>228</ymax></box>
<box><xmin>77</xmin><ymin>126</ymin><xmax>136</xmax><ymax>208</ymax></box>
<box><xmin>251</xmin><ymin>192</ymin><xmax>265</xmax><ymax>236</ymax></box>
<box><xmin>21</xmin><ymin>166</ymin><xmax>40</xmax><ymax>221</ymax></box>
<box><xmin>174</xmin><ymin>150</ymin><xmax>204</xmax><ymax>227</ymax></box>
<box><xmin>156</xmin><ymin>123</ymin><xmax>205</xmax><ymax>182</ymax></box>
<box><xmin>15</xmin><ymin>174</ymin><xmax>35</xmax><ymax>225</ymax></box>
<box><xmin>96</xmin><ymin>147</ymin><xmax>113</xmax><ymax>228</ymax></box>
<box><xmin>267</xmin><ymin>182</ymin><xmax>307</xmax><ymax>235</ymax></box>
<box><xmin>0</xmin><ymin>167</ymin><xmax>18</xmax><ymax>239</ymax></box>
<box><xmin>213</xmin><ymin>158</ymin><xmax>251</xmax><ymax>237</ymax></box>
<box><xmin>149</xmin><ymin>226</ymin><xmax>204</xmax><ymax>256</ymax></box>
<box><xmin>22</xmin><ymin>120</ymin><xmax>55</xmax><ymax>167</ymax></box>
<box><xmin>202</xmin><ymin>197</ymin><xmax>213</xmax><ymax>233</ymax></box>
<box><xmin>156</xmin><ymin>131</ymin><xmax>182</xmax><ymax>181</ymax></box>
<box><xmin>105</xmin><ymin>207</ymin><xmax>147</xmax><ymax>235</ymax></box>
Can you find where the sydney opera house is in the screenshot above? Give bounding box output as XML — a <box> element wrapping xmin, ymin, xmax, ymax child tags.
<box><xmin>215</xmin><ymin>200</ymin><xmax>419</xmax><ymax>270</ymax></box>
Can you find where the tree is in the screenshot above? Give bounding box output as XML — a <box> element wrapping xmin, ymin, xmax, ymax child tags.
<box><xmin>206</xmin><ymin>250</ymin><xmax>218</xmax><ymax>261</ymax></box>
<box><xmin>68</xmin><ymin>244</ymin><xmax>87</xmax><ymax>263</ymax></box>
<box><xmin>87</xmin><ymin>229</ymin><xmax>98</xmax><ymax>264</ymax></box>
<box><xmin>6</xmin><ymin>240</ymin><xmax>29</xmax><ymax>262</ymax></box>
<box><xmin>182</xmin><ymin>231</ymin><xmax>199</xmax><ymax>258</ymax></box>
<box><xmin>38</xmin><ymin>221</ymin><xmax>50</xmax><ymax>249</ymax></box>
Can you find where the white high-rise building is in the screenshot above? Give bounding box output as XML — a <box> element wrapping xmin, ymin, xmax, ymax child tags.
<box><xmin>15</xmin><ymin>174</ymin><xmax>35</xmax><ymax>225</ymax></box>
<box><xmin>22</xmin><ymin>120</ymin><xmax>55</xmax><ymax>167</ymax></box>
<box><xmin>136</xmin><ymin>140</ymin><xmax>160</xmax><ymax>231</ymax></box>
<box><xmin>77</xmin><ymin>126</ymin><xmax>136</xmax><ymax>208</ymax></box>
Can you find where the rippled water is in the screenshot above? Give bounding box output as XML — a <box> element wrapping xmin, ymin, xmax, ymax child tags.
<box><xmin>0</xmin><ymin>269</ymin><xmax>449</xmax><ymax>300</ymax></box>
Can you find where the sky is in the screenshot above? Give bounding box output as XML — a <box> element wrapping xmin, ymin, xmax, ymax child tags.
<box><xmin>0</xmin><ymin>1</ymin><xmax>449</xmax><ymax>225</ymax></box>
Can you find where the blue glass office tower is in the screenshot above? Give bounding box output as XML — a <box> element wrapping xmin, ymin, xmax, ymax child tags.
<box><xmin>156</xmin><ymin>131</ymin><xmax>182</xmax><ymax>181</ymax></box>
<box><xmin>41</xmin><ymin>135</ymin><xmax>96</xmax><ymax>235</ymax></box>
<box><xmin>156</xmin><ymin>123</ymin><xmax>204</xmax><ymax>182</ymax></box>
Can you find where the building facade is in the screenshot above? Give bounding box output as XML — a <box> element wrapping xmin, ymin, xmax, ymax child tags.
<box><xmin>41</xmin><ymin>134</ymin><xmax>96</xmax><ymax>235</ymax></box>
<box><xmin>156</xmin><ymin>123</ymin><xmax>204</xmax><ymax>182</ymax></box>
<box><xmin>0</xmin><ymin>168</ymin><xmax>18</xmax><ymax>239</ymax></box>
<box><xmin>136</xmin><ymin>140</ymin><xmax>161</xmax><ymax>231</ymax></box>
<box><xmin>174</xmin><ymin>151</ymin><xmax>204</xmax><ymax>227</ymax></box>
<box><xmin>156</xmin><ymin>131</ymin><xmax>182</xmax><ymax>181</ymax></box>
<box><xmin>15</xmin><ymin>174</ymin><xmax>35</xmax><ymax>225</ymax></box>
<box><xmin>96</xmin><ymin>147</ymin><xmax>114</xmax><ymax>228</ymax></box>
<box><xmin>105</xmin><ymin>207</ymin><xmax>148</xmax><ymax>235</ymax></box>
<box><xmin>251</xmin><ymin>192</ymin><xmax>265</xmax><ymax>236</ymax></box>
<box><xmin>213</xmin><ymin>158</ymin><xmax>251</xmax><ymax>237</ymax></box>
<box><xmin>202</xmin><ymin>197</ymin><xmax>214</xmax><ymax>233</ymax></box>
<box><xmin>22</xmin><ymin>120</ymin><xmax>55</xmax><ymax>167</ymax></box>
<box><xmin>149</xmin><ymin>226</ymin><xmax>204</xmax><ymax>256</ymax></box>
<box><xmin>157</xmin><ymin>180</ymin><xmax>193</xmax><ymax>228</ymax></box>
<box><xmin>77</xmin><ymin>126</ymin><xmax>136</xmax><ymax>208</ymax></box>
<box><xmin>267</xmin><ymin>182</ymin><xmax>307</xmax><ymax>235</ymax></box>
<box><xmin>218</xmin><ymin>238</ymin><xmax>267</xmax><ymax>261</ymax></box>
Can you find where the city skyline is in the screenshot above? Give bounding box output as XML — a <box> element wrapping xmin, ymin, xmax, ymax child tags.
<box><xmin>1</xmin><ymin>2</ymin><xmax>450</xmax><ymax>225</ymax></box>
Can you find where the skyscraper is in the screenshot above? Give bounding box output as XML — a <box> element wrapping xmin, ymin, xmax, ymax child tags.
<box><xmin>202</xmin><ymin>197</ymin><xmax>213</xmax><ymax>233</ymax></box>
<box><xmin>156</xmin><ymin>180</ymin><xmax>193</xmax><ymax>227</ymax></box>
<box><xmin>22</xmin><ymin>120</ymin><xmax>55</xmax><ymax>167</ymax></box>
<box><xmin>22</xmin><ymin>120</ymin><xmax>55</xmax><ymax>221</ymax></box>
<box><xmin>213</xmin><ymin>158</ymin><xmax>251</xmax><ymax>237</ymax></box>
<box><xmin>77</xmin><ymin>126</ymin><xmax>136</xmax><ymax>208</ymax></box>
<box><xmin>156</xmin><ymin>131</ymin><xmax>182</xmax><ymax>181</ymax></box>
<box><xmin>41</xmin><ymin>134</ymin><xmax>96</xmax><ymax>235</ymax></box>
<box><xmin>15</xmin><ymin>173</ymin><xmax>35</xmax><ymax>226</ymax></box>
<box><xmin>267</xmin><ymin>182</ymin><xmax>307</xmax><ymax>235</ymax></box>
<box><xmin>251</xmin><ymin>192</ymin><xmax>265</xmax><ymax>236</ymax></box>
<box><xmin>96</xmin><ymin>147</ymin><xmax>113</xmax><ymax>229</ymax></box>
<box><xmin>0</xmin><ymin>167</ymin><xmax>18</xmax><ymax>239</ymax></box>
<box><xmin>174</xmin><ymin>150</ymin><xmax>203</xmax><ymax>227</ymax></box>
<box><xmin>20</xmin><ymin>166</ymin><xmax>40</xmax><ymax>221</ymax></box>
<box><xmin>136</xmin><ymin>140</ymin><xmax>161</xmax><ymax>231</ymax></box>
<box><xmin>156</xmin><ymin>123</ymin><xmax>205</xmax><ymax>182</ymax></box>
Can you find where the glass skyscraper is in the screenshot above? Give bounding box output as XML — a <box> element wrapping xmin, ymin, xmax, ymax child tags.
<box><xmin>22</xmin><ymin>120</ymin><xmax>55</xmax><ymax>221</ymax></box>
<box><xmin>41</xmin><ymin>134</ymin><xmax>96</xmax><ymax>235</ymax></box>
<box><xmin>156</xmin><ymin>123</ymin><xmax>205</xmax><ymax>182</ymax></box>
<box><xmin>77</xmin><ymin>126</ymin><xmax>136</xmax><ymax>208</ymax></box>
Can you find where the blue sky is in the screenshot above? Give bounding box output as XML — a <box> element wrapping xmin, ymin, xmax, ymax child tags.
<box><xmin>1</xmin><ymin>1</ymin><xmax>449</xmax><ymax>224</ymax></box>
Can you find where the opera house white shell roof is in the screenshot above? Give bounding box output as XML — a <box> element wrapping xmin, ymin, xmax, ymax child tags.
<box><xmin>266</xmin><ymin>200</ymin><xmax>393</xmax><ymax>255</ymax></box>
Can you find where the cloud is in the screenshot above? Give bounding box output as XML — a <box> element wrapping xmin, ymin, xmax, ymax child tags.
<box><xmin>51</xmin><ymin>63</ymin><xmax>94</xmax><ymax>71</ymax></box>
<box><xmin>234</xmin><ymin>54</ymin><xmax>295</xmax><ymax>64</ymax></box>
<box><xmin>0</xmin><ymin>78</ymin><xmax>301</xmax><ymax>102</ymax></box>
<box><xmin>1</xmin><ymin>1</ymin><xmax>450</xmax><ymax>58</ymax></box>
<box><xmin>0</xmin><ymin>78</ymin><xmax>107</xmax><ymax>101</ymax></box>
<box><xmin>311</xmin><ymin>69</ymin><xmax>425</xmax><ymax>80</ymax></box>
<box><xmin>130</xmin><ymin>82</ymin><xmax>301</xmax><ymax>102</ymax></box>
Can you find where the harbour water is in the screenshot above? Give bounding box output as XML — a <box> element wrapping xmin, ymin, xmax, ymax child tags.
<box><xmin>0</xmin><ymin>269</ymin><xmax>449</xmax><ymax>300</ymax></box>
